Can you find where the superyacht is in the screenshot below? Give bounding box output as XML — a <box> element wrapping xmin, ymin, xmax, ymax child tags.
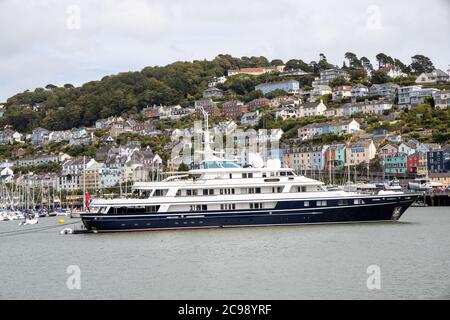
<box><xmin>81</xmin><ymin>112</ymin><xmax>419</xmax><ymax>233</ymax></box>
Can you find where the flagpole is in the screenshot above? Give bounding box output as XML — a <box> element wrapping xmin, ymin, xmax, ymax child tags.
<box><xmin>83</xmin><ymin>156</ymin><xmax>86</xmax><ymax>212</ymax></box>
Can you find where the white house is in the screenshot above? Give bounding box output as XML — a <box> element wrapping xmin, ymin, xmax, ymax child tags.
<box><xmin>351</xmin><ymin>84</ymin><xmax>369</xmax><ymax>99</ymax></box>
<box><xmin>433</xmin><ymin>90</ymin><xmax>450</xmax><ymax>110</ymax></box>
<box><xmin>415</xmin><ymin>69</ymin><xmax>449</xmax><ymax>84</ymax></box>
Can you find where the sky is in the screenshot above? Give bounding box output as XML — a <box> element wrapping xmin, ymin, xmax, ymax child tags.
<box><xmin>0</xmin><ymin>0</ymin><xmax>449</xmax><ymax>101</ymax></box>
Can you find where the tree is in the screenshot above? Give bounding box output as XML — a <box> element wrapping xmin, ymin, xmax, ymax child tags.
<box><xmin>360</xmin><ymin>57</ymin><xmax>374</xmax><ymax>73</ymax></box>
<box><xmin>344</xmin><ymin>52</ymin><xmax>362</xmax><ymax>69</ymax></box>
<box><xmin>178</xmin><ymin>163</ymin><xmax>190</xmax><ymax>172</ymax></box>
<box><xmin>410</xmin><ymin>55</ymin><xmax>435</xmax><ymax>75</ymax></box>
<box><xmin>393</xmin><ymin>58</ymin><xmax>410</xmax><ymax>74</ymax></box>
<box><xmin>371</xmin><ymin>70</ymin><xmax>390</xmax><ymax>84</ymax></box>
<box><xmin>375</xmin><ymin>53</ymin><xmax>394</xmax><ymax>69</ymax></box>
<box><xmin>45</xmin><ymin>84</ymin><xmax>58</xmax><ymax>90</ymax></box>
<box><xmin>270</xmin><ymin>59</ymin><xmax>284</xmax><ymax>66</ymax></box>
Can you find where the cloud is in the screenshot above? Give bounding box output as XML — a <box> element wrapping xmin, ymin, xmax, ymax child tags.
<box><xmin>0</xmin><ymin>0</ymin><xmax>449</xmax><ymax>101</ymax></box>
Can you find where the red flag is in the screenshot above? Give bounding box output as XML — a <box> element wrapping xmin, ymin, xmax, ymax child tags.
<box><xmin>85</xmin><ymin>192</ymin><xmax>91</xmax><ymax>212</ymax></box>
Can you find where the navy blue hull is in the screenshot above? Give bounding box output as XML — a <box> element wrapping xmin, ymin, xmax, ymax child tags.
<box><xmin>81</xmin><ymin>195</ymin><xmax>418</xmax><ymax>233</ymax></box>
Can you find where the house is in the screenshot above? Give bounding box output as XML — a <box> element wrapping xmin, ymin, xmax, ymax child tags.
<box><xmin>369</xmin><ymin>83</ymin><xmax>399</xmax><ymax>100</ymax></box>
<box><xmin>241</xmin><ymin>111</ymin><xmax>261</xmax><ymax>126</ymax></box>
<box><xmin>300</xmin><ymin>100</ymin><xmax>327</xmax><ymax>117</ymax></box>
<box><xmin>255</xmin><ymin>80</ymin><xmax>300</xmax><ymax>95</ymax></box>
<box><xmin>429</xmin><ymin>173</ymin><xmax>450</xmax><ymax>187</ymax></box>
<box><xmin>271</xmin><ymin>95</ymin><xmax>302</xmax><ymax>108</ymax></box>
<box><xmin>341</xmin><ymin>100</ymin><xmax>393</xmax><ymax>116</ymax></box>
<box><xmin>246</xmin><ymin>98</ymin><xmax>273</xmax><ymax>111</ymax></box>
<box><xmin>16</xmin><ymin>154</ymin><xmax>59</xmax><ymax>168</ymax></box>
<box><xmin>58</xmin><ymin>158</ymin><xmax>85</xmax><ymax>191</ymax></box>
<box><xmin>275</xmin><ymin>107</ymin><xmax>300</xmax><ymax>120</ymax></box>
<box><xmin>203</xmin><ymin>87</ymin><xmax>224</xmax><ymax>99</ymax></box>
<box><xmin>407</xmin><ymin>152</ymin><xmax>420</xmax><ymax>174</ymax></box>
<box><xmin>415</xmin><ymin>69</ymin><xmax>449</xmax><ymax>84</ymax></box>
<box><xmin>297</xmin><ymin>119</ymin><xmax>360</xmax><ymax>140</ymax></box>
<box><xmin>0</xmin><ymin>129</ymin><xmax>23</xmax><ymax>145</ymax></box>
<box><xmin>351</xmin><ymin>84</ymin><xmax>369</xmax><ymax>99</ymax></box>
<box><xmin>324</xmin><ymin>144</ymin><xmax>346</xmax><ymax>171</ymax></box>
<box><xmin>433</xmin><ymin>90</ymin><xmax>450</xmax><ymax>110</ymax></box>
<box><xmin>309</xmin><ymin>85</ymin><xmax>332</xmax><ymax>102</ymax></box>
<box><xmin>384</xmin><ymin>66</ymin><xmax>407</xmax><ymax>78</ymax></box>
<box><xmin>222</xmin><ymin>100</ymin><xmax>247</xmax><ymax>120</ymax></box>
<box><xmin>379</xmin><ymin>143</ymin><xmax>399</xmax><ymax>157</ymax></box>
<box><xmin>398</xmin><ymin>142</ymin><xmax>416</xmax><ymax>155</ymax></box>
<box><xmin>332</xmin><ymin>86</ymin><xmax>352</xmax><ymax>100</ymax></box>
<box><xmin>0</xmin><ymin>167</ymin><xmax>14</xmax><ymax>184</ymax></box>
<box><xmin>208</xmin><ymin>76</ymin><xmax>227</xmax><ymax>88</ymax></box>
<box><xmin>345</xmin><ymin>140</ymin><xmax>377</xmax><ymax>166</ymax></box>
<box><xmin>227</xmin><ymin>66</ymin><xmax>284</xmax><ymax>77</ymax></box>
<box><xmin>194</xmin><ymin>99</ymin><xmax>221</xmax><ymax>118</ymax></box>
<box><xmin>324</xmin><ymin>107</ymin><xmax>345</xmax><ymax>118</ymax></box>
<box><xmin>79</xmin><ymin>159</ymin><xmax>104</xmax><ymax>192</ymax></box>
<box><xmin>318</xmin><ymin>68</ymin><xmax>351</xmax><ymax>84</ymax></box>
<box><xmin>31</xmin><ymin>127</ymin><xmax>50</xmax><ymax>145</ymax></box>
<box><xmin>384</xmin><ymin>153</ymin><xmax>408</xmax><ymax>174</ymax></box>
<box><xmin>410</xmin><ymin>88</ymin><xmax>440</xmax><ymax>107</ymax></box>
<box><xmin>398</xmin><ymin>85</ymin><xmax>440</xmax><ymax>107</ymax></box>
<box><xmin>141</xmin><ymin>106</ymin><xmax>161</xmax><ymax>119</ymax></box>
<box><xmin>283</xmin><ymin>145</ymin><xmax>328</xmax><ymax>173</ymax></box>
<box><xmin>280</xmin><ymin>69</ymin><xmax>310</xmax><ymax>77</ymax></box>
<box><xmin>427</xmin><ymin>147</ymin><xmax>450</xmax><ymax>173</ymax></box>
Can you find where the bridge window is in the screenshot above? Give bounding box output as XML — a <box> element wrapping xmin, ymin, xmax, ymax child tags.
<box><xmin>220</xmin><ymin>188</ymin><xmax>235</xmax><ymax>195</ymax></box>
<box><xmin>190</xmin><ymin>205</ymin><xmax>207</xmax><ymax>211</ymax></box>
<box><xmin>317</xmin><ymin>201</ymin><xmax>327</xmax><ymax>207</ymax></box>
<box><xmin>203</xmin><ymin>189</ymin><xmax>214</xmax><ymax>196</ymax></box>
<box><xmin>220</xmin><ymin>204</ymin><xmax>236</xmax><ymax>210</ymax></box>
<box><xmin>186</xmin><ymin>189</ymin><xmax>198</xmax><ymax>196</ymax></box>
<box><xmin>272</xmin><ymin>187</ymin><xmax>283</xmax><ymax>193</ymax></box>
<box><xmin>154</xmin><ymin>189</ymin><xmax>168</xmax><ymax>197</ymax></box>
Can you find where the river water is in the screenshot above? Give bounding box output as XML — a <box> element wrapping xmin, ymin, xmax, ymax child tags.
<box><xmin>0</xmin><ymin>207</ymin><xmax>449</xmax><ymax>300</ymax></box>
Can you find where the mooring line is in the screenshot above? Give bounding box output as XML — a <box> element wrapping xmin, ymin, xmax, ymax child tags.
<box><xmin>0</xmin><ymin>220</ymin><xmax>82</xmax><ymax>238</ymax></box>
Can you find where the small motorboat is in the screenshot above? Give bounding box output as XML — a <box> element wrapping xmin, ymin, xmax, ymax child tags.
<box><xmin>19</xmin><ymin>218</ymin><xmax>39</xmax><ymax>226</ymax></box>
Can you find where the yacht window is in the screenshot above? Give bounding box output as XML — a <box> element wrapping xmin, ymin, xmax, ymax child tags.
<box><xmin>317</xmin><ymin>201</ymin><xmax>327</xmax><ymax>207</ymax></box>
<box><xmin>220</xmin><ymin>188</ymin><xmax>235</xmax><ymax>195</ymax></box>
<box><xmin>203</xmin><ymin>189</ymin><xmax>214</xmax><ymax>196</ymax></box>
<box><xmin>354</xmin><ymin>199</ymin><xmax>365</xmax><ymax>205</ymax></box>
<box><xmin>145</xmin><ymin>206</ymin><xmax>160</xmax><ymax>213</ymax></box>
<box><xmin>297</xmin><ymin>186</ymin><xmax>307</xmax><ymax>192</ymax></box>
<box><xmin>287</xmin><ymin>171</ymin><xmax>294</xmax><ymax>176</ymax></box>
<box><xmin>176</xmin><ymin>190</ymin><xmax>181</xmax><ymax>196</ymax></box>
<box><xmin>304</xmin><ymin>201</ymin><xmax>310</xmax><ymax>207</ymax></box>
<box><xmin>220</xmin><ymin>204</ymin><xmax>236</xmax><ymax>210</ymax></box>
<box><xmin>244</xmin><ymin>187</ymin><xmax>261</xmax><ymax>194</ymax></box>
<box><xmin>280</xmin><ymin>172</ymin><xmax>286</xmax><ymax>176</ymax></box>
<box><xmin>190</xmin><ymin>205</ymin><xmax>207</xmax><ymax>211</ymax></box>
<box><xmin>338</xmin><ymin>200</ymin><xmax>349</xmax><ymax>206</ymax></box>
<box><xmin>272</xmin><ymin>187</ymin><xmax>283</xmax><ymax>193</ymax></box>
<box><xmin>186</xmin><ymin>189</ymin><xmax>198</xmax><ymax>196</ymax></box>
<box><xmin>250</xmin><ymin>203</ymin><xmax>263</xmax><ymax>209</ymax></box>
<box><xmin>154</xmin><ymin>189</ymin><xmax>168</xmax><ymax>197</ymax></box>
